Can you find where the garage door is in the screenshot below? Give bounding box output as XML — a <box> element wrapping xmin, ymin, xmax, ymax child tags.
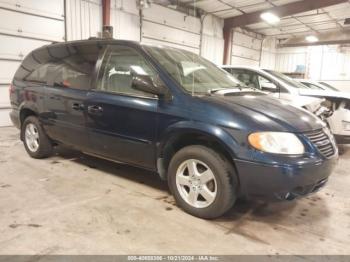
<box><xmin>231</xmin><ymin>29</ymin><xmax>262</xmax><ymax>66</ymax></box>
<box><xmin>0</xmin><ymin>0</ymin><xmax>65</xmax><ymax>126</ymax></box>
<box><xmin>141</xmin><ymin>4</ymin><xmax>201</xmax><ymax>54</ymax></box>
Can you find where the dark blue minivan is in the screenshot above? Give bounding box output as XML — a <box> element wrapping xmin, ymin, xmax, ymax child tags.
<box><xmin>9</xmin><ymin>39</ymin><xmax>338</xmax><ymax>218</ymax></box>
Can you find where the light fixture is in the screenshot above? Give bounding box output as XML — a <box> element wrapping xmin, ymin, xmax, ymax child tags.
<box><xmin>260</xmin><ymin>12</ymin><xmax>280</xmax><ymax>24</ymax></box>
<box><xmin>138</xmin><ymin>0</ymin><xmax>151</xmax><ymax>9</ymax></box>
<box><xmin>305</xmin><ymin>35</ymin><xmax>319</xmax><ymax>43</ymax></box>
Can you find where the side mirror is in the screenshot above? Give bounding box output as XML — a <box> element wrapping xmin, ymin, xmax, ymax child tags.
<box><xmin>261</xmin><ymin>82</ymin><xmax>277</xmax><ymax>92</ymax></box>
<box><xmin>131</xmin><ymin>74</ymin><xmax>167</xmax><ymax>97</ymax></box>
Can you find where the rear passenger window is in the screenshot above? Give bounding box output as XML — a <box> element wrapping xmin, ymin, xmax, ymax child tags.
<box><xmin>97</xmin><ymin>46</ymin><xmax>157</xmax><ymax>98</ymax></box>
<box><xmin>47</xmin><ymin>46</ymin><xmax>100</xmax><ymax>90</ymax></box>
<box><xmin>25</xmin><ymin>63</ymin><xmax>52</xmax><ymax>83</ymax></box>
<box><xmin>22</xmin><ymin>43</ymin><xmax>101</xmax><ymax>90</ymax></box>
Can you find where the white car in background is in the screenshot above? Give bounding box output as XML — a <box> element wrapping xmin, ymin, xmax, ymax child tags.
<box><xmin>221</xmin><ymin>65</ymin><xmax>350</xmax><ymax>144</ymax></box>
<box><xmin>296</xmin><ymin>79</ymin><xmax>339</xmax><ymax>92</ymax></box>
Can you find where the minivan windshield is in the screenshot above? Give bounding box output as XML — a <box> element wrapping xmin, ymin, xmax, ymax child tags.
<box><xmin>144</xmin><ymin>45</ymin><xmax>243</xmax><ymax>94</ymax></box>
<box><xmin>264</xmin><ymin>69</ymin><xmax>309</xmax><ymax>90</ymax></box>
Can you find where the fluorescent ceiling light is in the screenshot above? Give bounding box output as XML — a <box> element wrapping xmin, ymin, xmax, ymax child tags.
<box><xmin>305</xmin><ymin>35</ymin><xmax>319</xmax><ymax>43</ymax></box>
<box><xmin>260</xmin><ymin>12</ymin><xmax>280</xmax><ymax>24</ymax></box>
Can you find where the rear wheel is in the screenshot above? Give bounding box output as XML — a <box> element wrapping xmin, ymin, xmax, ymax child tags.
<box><xmin>22</xmin><ymin>116</ymin><xmax>52</xmax><ymax>158</ymax></box>
<box><xmin>168</xmin><ymin>145</ymin><xmax>237</xmax><ymax>219</ymax></box>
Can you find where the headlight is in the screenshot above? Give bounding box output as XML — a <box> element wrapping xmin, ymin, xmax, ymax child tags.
<box><xmin>248</xmin><ymin>132</ymin><xmax>305</xmax><ymax>154</ymax></box>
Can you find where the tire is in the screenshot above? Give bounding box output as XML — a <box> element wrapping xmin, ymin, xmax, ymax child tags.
<box><xmin>168</xmin><ymin>145</ymin><xmax>237</xmax><ymax>219</ymax></box>
<box><xmin>22</xmin><ymin>116</ymin><xmax>52</xmax><ymax>158</ymax></box>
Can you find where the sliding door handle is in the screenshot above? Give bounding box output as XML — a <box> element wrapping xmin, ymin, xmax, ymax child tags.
<box><xmin>88</xmin><ymin>105</ymin><xmax>103</xmax><ymax>115</ymax></box>
<box><xmin>72</xmin><ymin>103</ymin><xmax>84</xmax><ymax>110</ymax></box>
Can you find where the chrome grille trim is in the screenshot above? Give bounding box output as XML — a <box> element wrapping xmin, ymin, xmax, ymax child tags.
<box><xmin>304</xmin><ymin>129</ymin><xmax>336</xmax><ymax>158</ymax></box>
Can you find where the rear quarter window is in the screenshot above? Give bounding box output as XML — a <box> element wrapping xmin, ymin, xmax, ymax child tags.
<box><xmin>17</xmin><ymin>43</ymin><xmax>102</xmax><ymax>90</ymax></box>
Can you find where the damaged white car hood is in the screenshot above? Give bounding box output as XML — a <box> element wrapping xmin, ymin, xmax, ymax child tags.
<box><xmin>298</xmin><ymin>89</ymin><xmax>350</xmax><ymax>100</ymax></box>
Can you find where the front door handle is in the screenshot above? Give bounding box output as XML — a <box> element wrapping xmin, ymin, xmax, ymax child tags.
<box><xmin>72</xmin><ymin>103</ymin><xmax>84</xmax><ymax>110</ymax></box>
<box><xmin>88</xmin><ymin>105</ymin><xmax>103</xmax><ymax>115</ymax></box>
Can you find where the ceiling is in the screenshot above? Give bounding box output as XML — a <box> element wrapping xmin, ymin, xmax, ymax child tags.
<box><xmin>178</xmin><ymin>0</ymin><xmax>350</xmax><ymax>39</ymax></box>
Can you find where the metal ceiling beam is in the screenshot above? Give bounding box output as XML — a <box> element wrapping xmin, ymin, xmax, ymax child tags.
<box><xmin>279</xmin><ymin>29</ymin><xmax>350</xmax><ymax>47</ymax></box>
<box><xmin>224</xmin><ymin>0</ymin><xmax>349</xmax><ymax>30</ymax></box>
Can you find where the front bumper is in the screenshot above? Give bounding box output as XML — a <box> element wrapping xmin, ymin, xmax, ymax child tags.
<box><xmin>234</xmin><ymin>155</ymin><xmax>338</xmax><ymax>201</ymax></box>
<box><xmin>334</xmin><ymin>134</ymin><xmax>350</xmax><ymax>144</ymax></box>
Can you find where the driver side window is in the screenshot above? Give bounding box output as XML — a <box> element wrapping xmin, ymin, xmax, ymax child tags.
<box><xmin>98</xmin><ymin>46</ymin><xmax>157</xmax><ymax>98</ymax></box>
<box><xmin>257</xmin><ymin>75</ymin><xmax>278</xmax><ymax>93</ymax></box>
<box><xmin>232</xmin><ymin>70</ymin><xmax>259</xmax><ymax>89</ymax></box>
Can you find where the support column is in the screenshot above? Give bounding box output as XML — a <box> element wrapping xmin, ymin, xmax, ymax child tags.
<box><xmin>223</xmin><ymin>28</ymin><xmax>232</xmax><ymax>65</ymax></box>
<box><xmin>102</xmin><ymin>0</ymin><xmax>113</xmax><ymax>38</ymax></box>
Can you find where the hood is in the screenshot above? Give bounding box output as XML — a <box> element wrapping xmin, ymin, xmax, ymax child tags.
<box><xmin>200</xmin><ymin>93</ymin><xmax>325</xmax><ymax>133</ymax></box>
<box><xmin>298</xmin><ymin>88</ymin><xmax>350</xmax><ymax>100</ymax></box>
<box><xmin>269</xmin><ymin>93</ymin><xmax>324</xmax><ymax>113</ymax></box>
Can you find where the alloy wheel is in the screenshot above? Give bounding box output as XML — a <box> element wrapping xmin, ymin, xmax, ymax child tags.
<box><xmin>175</xmin><ymin>159</ymin><xmax>217</xmax><ymax>208</ymax></box>
<box><xmin>25</xmin><ymin>123</ymin><xmax>40</xmax><ymax>152</ymax></box>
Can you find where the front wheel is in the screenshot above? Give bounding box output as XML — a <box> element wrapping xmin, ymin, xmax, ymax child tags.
<box><xmin>168</xmin><ymin>145</ymin><xmax>237</xmax><ymax>219</ymax></box>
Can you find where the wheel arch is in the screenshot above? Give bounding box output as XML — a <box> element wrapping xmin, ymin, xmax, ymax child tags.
<box><xmin>19</xmin><ymin>106</ymin><xmax>38</xmax><ymax>141</ymax></box>
<box><xmin>156</xmin><ymin>121</ymin><xmax>240</xmax><ymax>182</ymax></box>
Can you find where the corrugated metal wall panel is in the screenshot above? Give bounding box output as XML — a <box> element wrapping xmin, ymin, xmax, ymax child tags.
<box><xmin>275</xmin><ymin>47</ymin><xmax>307</xmax><ymax>73</ymax></box>
<box><xmin>274</xmin><ymin>45</ymin><xmax>350</xmax><ymax>92</ymax></box>
<box><xmin>65</xmin><ymin>0</ymin><xmax>102</xmax><ymax>41</ymax></box>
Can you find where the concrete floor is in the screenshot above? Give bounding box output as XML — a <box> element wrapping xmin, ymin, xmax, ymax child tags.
<box><xmin>0</xmin><ymin>126</ymin><xmax>349</xmax><ymax>255</ymax></box>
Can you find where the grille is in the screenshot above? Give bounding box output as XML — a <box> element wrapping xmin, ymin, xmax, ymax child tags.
<box><xmin>305</xmin><ymin>129</ymin><xmax>335</xmax><ymax>158</ymax></box>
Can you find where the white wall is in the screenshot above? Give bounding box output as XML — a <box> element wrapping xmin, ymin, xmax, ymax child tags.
<box><xmin>275</xmin><ymin>46</ymin><xmax>308</xmax><ymax>73</ymax></box>
<box><xmin>311</xmin><ymin>45</ymin><xmax>350</xmax><ymax>92</ymax></box>
<box><xmin>274</xmin><ymin>44</ymin><xmax>350</xmax><ymax>92</ymax></box>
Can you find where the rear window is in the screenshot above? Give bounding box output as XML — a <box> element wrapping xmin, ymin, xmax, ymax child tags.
<box><xmin>25</xmin><ymin>63</ymin><xmax>53</xmax><ymax>84</ymax></box>
<box><xmin>17</xmin><ymin>43</ymin><xmax>102</xmax><ymax>90</ymax></box>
